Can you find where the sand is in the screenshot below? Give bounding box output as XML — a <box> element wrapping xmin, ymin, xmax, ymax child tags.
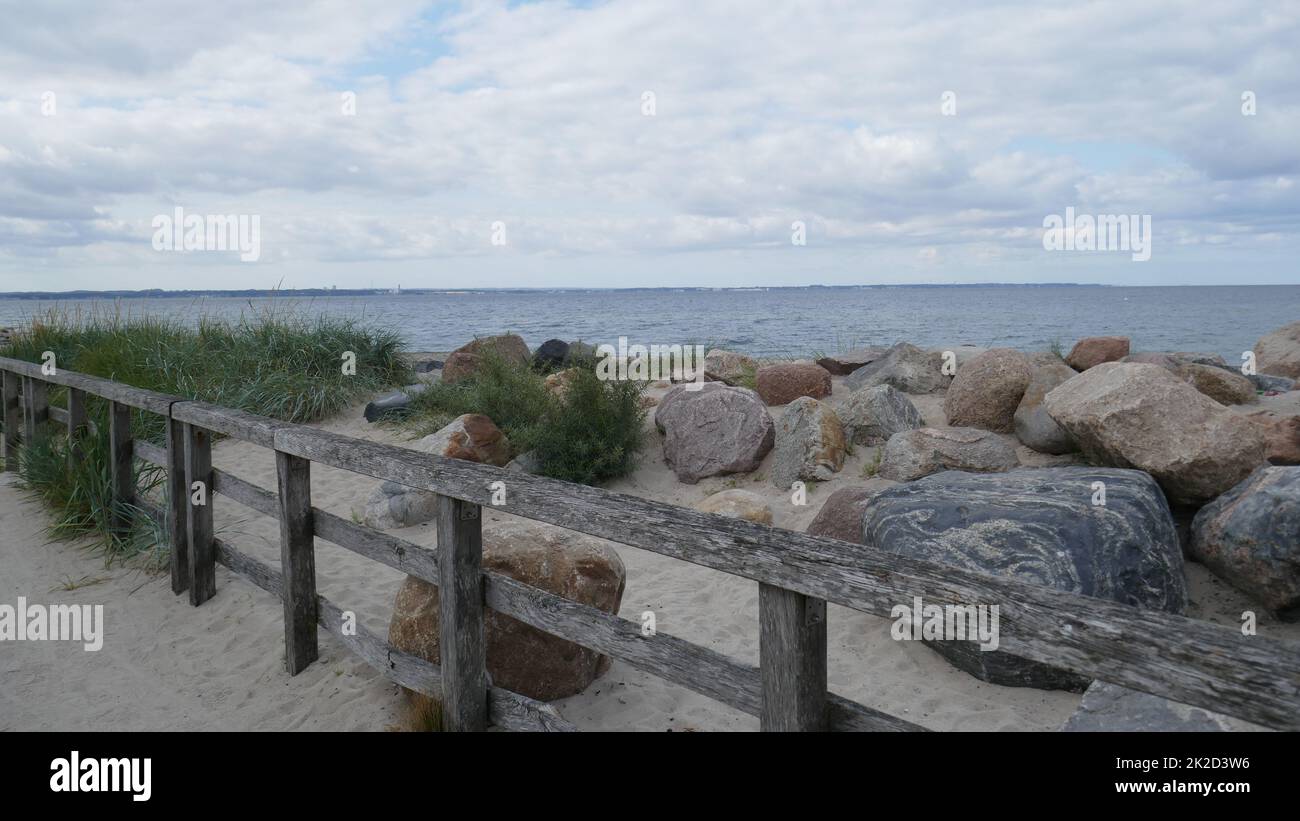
<box><xmin>4</xmin><ymin>374</ymin><xmax>1298</xmax><ymax>732</ymax></box>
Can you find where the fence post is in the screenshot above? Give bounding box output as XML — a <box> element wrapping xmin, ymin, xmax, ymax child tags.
<box><xmin>759</xmin><ymin>583</ymin><xmax>828</xmax><ymax>731</ymax></box>
<box><xmin>184</xmin><ymin>423</ymin><xmax>216</xmax><ymax>606</ymax></box>
<box><xmin>67</xmin><ymin>387</ymin><xmax>88</xmax><ymax>467</ymax></box>
<box><xmin>107</xmin><ymin>400</ymin><xmax>133</xmax><ymax>534</ymax></box>
<box><xmin>2</xmin><ymin>370</ymin><xmax>19</xmax><ymax>471</ymax></box>
<box><xmin>276</xmin><ymin>450</ymin><xmax>318</xmax><ymax>675</ymax></box>
<box><xmin>165</xmin><ymin>415</ymin><xmax>189</xmax><ymax>595</ymax></box>
<box><xmin>22</xmin><ymin>376</ymin><xmax>47</xmax><ymax>443</ymax></box>
<box><xmin>437</xmin><ymin>494</ymin><xmax>487</xmax><ymax>731</ymax></box>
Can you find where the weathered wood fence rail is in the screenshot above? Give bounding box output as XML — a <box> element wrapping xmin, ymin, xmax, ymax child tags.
<box><xmin>3</xmin><ymin>356</ymin><xmax>1299</xmax><ymax>732</ymax></box>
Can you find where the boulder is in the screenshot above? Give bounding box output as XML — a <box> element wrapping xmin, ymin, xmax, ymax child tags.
<box><xmin>441</xmin><ymin>351</ymin><xmax>482</xmax><ymax>385</ymax></box>
<box><xmin>1121</xmin><ymin>351</ymin><xmax>1180</xmax><ymax>371</ymax></box>
<box><xmin>755</xmin><ymin>361</ymin><xmax>832</xmax><ymax>406</ymax></box>
<box><xmin>862</xmin><ymin>467</ymin><xmax>1186</xmax><ymax>690</ymax></box>
<box><xmin>1249</xmin><ymin>373</ymin><xmax>1296</xmax><ymax>393</ymax></box>
<box><xmin>359</xmin><ymin>480</ymin><xmax>441</xmax><ymax>530</ymax></box>
<box><xmin>532</xmin><ymin>339</ymin><xmax>569</xmax><ymax>370</ymax></box>
<box><xmin>505</xmin><ymin>450</ymin><xmax>542</xmax><ymax>474</ymax></box>
<box><xmin>770</xmin><ymin>397</ymin><xmax>846</xmax><ymax>489</ymax></box>
<box><xmin>1253</xmin><ymin>320</ymin><xmax>1300</xmax><ymax>379</ymax></box>
<box><xmin>804</xmin><ymin>480</ymin><xmax>897</xmax><ymax>543</ymax></box>
<box><xmin>1066</xmin><ymin>336</ymin><xmax>1130</xmax><ymax>371</ymax></box>
<box><xmin>703</xmin><ymin>349</ymin><xmax>757</xmax><ymax>386</ymax></box>
<box><xmin>927</xmin><ymin>344</ymin><xmax>987</xmax><ymax>368</ymax></box>
<box><xmin>1013</xmin><ymin>361</ymin><xmax>1077</xmax><ymax>454</ymax></box>
<box><xmin>454</xmin><ymin>333</ymin><xmax>530</xmax><ymax>367</ymax></box>
<box><xmin>566</xmin><ymin>340</ymin><xmax>597</xmax><ymax>364</ymax></box>
<box><xmin>943</xmin><ymin>348</ymin><xmax>1032</xmax><ymax>433</ymax></box>
<box><xmin>417</xmin><ymin>414</ymin><xmax>511</xmax><ymax>466</ymax></box>
<box><xmin>844</xmin><ymin>342</ymin><xmax>951</xmax><ymax>394</ymax></box>
<box><xmin>1176</xmin><ymin>363</ymin><xmax>1256</xmax><ymax>405</ymax></box>
<box><xmin>693</xmin><ymin>489</ymin><xmax>773</xmax><ymax>525</ymax></box>
<box><xmin>878</xmin><ymin>427</ymin><xmax>1018</xmax><ymax>482</ymax></box>
<box><xmin>816</xmin><ymin>346</ymin><xmax>888</xmax><ymax>376</ymax></box>
<box><xmin>1244</xmin><ymin>411</ymin><xmax>1300</xmax><ymax>465</ymax></box>
<box><xmin>1190</xmin><ymin>466</ymin><xmax>1300</xmax><ymax>613</ymax></box>
<box><xmin>837</xmin><ymin>384</ymin><xmax>924</xmax><ymax>446</ymax></box>
<box><xmin>654</xmin><ymin>382</ymin><xmax>774</xmax><ymax>483</ymax></box>
<box><xmin>363</xmin><ymin>383</ymin><xmax>429</xmax><ymax>423</ymax></box>
<box><xmin>1062</xmin><ymin>681</ymin><xmax>1265</xmax><ymax>732</ymax></box>
<box><xmin>543</xmin><ymin>368</ymin><xmax>581</xmax><ymax>400</ymax></box>
<box><xmin>1042</xmin><ymin>363</ymin><xmax>1267</xmax><ymax>506</ymax></box>
<box><xmin>388</xmin><ymin>521</ymin><xmax>626</xmax><ymax>702</ymax></box>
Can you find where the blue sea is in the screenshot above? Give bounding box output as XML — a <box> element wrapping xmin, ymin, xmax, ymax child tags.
<box><xmin>1</xmin><ymin>285</ymin><xmax>1297</xmax><ymax>362</ymax></box>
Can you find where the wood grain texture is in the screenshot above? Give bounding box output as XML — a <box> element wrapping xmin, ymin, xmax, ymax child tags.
<box><xmin>0</xmin><ymin>357</ymin><xmax>178</xmax><ymax>414</ymax></box>
<box><xmin>183</xmin><ymin>423</ymin><xmax>216</xmax><ymax>606</ymax></box>
<box><xmin>437</xmin><ymin>494</ymin><xmax>488</xmax><ymax>731</ymax></box>
<box><xmin>133</xmin><ymin>439</ymin><xmax>167</xmax><ymax>467</ymax></box>
<box><xmin>212</xmin><ymin>537</ymin><xmax>571</xmax><ymax>731</ymax></box>
<box><xmin>22</xmin><ymin>376</ymin><xmax>48</xmax><ymax>442</ymax></box>
<box><xmin>164</xmin><ymin>418</ymin><xmax>189</xmax><ymax>595</ymax></box>
<box><xmin>272</xmin><ymin>422</ymin><xmax>1300</xmax><ymax>730</ymax></box>
<box><xmin>276</xmin><ymin>450</ymin><xmax>318</xmax><ymax>675</ymax></box>
<box><xmin>172</xmin><ymin>400</ymin><xmax>286</xmax><ymax>448</ymax></box>
<box><xmin>2</xmin><ymin>370</ymin><xmax>19</xmax><ymax>472</ymax></box>
<box><xmin>107</xmin><ymin>400</ymin><xmax>133</xmax><ymax>534</ymax></box>
<box><xmin>759</xmin><ymin>583</ymin><xmax>828</xmax><ymax>731</ymax></box>
<box><xmin>65</xmin><ymin>388</ymin><xmax>88</xmax><ymax>468</ymax></box>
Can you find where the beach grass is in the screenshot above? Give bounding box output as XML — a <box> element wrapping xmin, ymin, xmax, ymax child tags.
<box><xmin>399</xmin><ymin>351</ymin><xmax>647</xmax><ymax>486</ymax></box>
<box><xmin>2</xmin><ymin>306</ymin><xmax>411</xmax><ymax>563</ymax></box>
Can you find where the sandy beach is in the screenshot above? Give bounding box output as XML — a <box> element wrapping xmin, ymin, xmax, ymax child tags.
<box><xmin>6</xmin><ymin>369</ymin><xmax>1297</xmax><ymax>733</ymax></box>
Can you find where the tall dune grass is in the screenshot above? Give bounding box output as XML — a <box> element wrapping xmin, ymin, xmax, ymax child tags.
<box><xmin>2</xmin><ymin>305</ymin><xmax>411</xmax><ymax>564</ymax></box>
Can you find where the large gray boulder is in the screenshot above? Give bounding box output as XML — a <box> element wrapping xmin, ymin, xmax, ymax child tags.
<box><xmin>1062</xmin><ymin>681</ymin><xmax>1266</xmax><ymax>732</ymax></box>
<box><xmin>654</xmin><ymin>382</ymin><xmax>774</xmax><ymax>483</ymax></box>
<box><xmin>703</xmin><ymin>349</ymin><xmax>756</xmax><ymax>386</ymax></box>
<box><xmin>861</xmin><ymin>467</ymin><xmax>1187</xmax><ymax>690</ymax></box>
<box><xmin>878</xmin><ymin>427</ymin><xmax>1018</xmax><ymax>482</ymax></box>
<box><xmin>1190</xmin><ymin>466</ymin><xmax>1300</xmax><ymax>613</ymax></box>
<box><xmin>943</xmin><ymin>348</ymin><xmax>1032</xmax><ymax>433</ymax></box>
<box><xmin>1253</xmin><ymin>320</ymin><xmax>1300</xmax><ymax>379</ymax></box>
<box><xmin>1014</xmin><ymin>360</ymin><xmax>1077</xmax><ymax>454</ymax></box>
<box><xmin>844</xmin><ymin>342</ymin><xmax>951</xmax><ymax>394</ymax></box>
<box><xmin>837</xmin><ymin>384</ymin><xmax>924</xmax><ymax>446</ymax></box>
<box><xmin>770</xmin><ymin>397</ymin><xmax>846</xmax><ymax>489</ymax></box>
<box><xmin>1043</xmin><ymin>363</ymin><xmax>1267</xmax><ymax>506</ymax></box>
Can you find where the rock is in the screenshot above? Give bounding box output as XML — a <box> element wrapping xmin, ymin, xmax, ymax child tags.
<box><xmin>755</xmin><ymin>361</ymin><xmax>832</xmax><ymax>406</ymax></box>
<box><xmin>844</xmin><ymin>342</ymin><xmax>951</xmax><ymax>394</ymax></box>
<box><xmin>1190</xmin><ymin>466</ymin><xmax>1300</xmax><ymax>613</ymax></box>
<box><xmin>943</xmin><ymin>348</ymin><xmax>1032</xmax><ymax>433</ymax></box>
<box><xmin>693</xmin><ymin>489</ymin><xmax>773</xmax><ymax>524</ymax></box>
<box><xmin>363</xmin><ymin>383</ymin><xmax>429</xmax><ymax>423</ymax></box>
<box><xmin>804</xmin><ymin>480</ymin><xmax>897</xmax><ymax>543</ymax></box>
<box><xmin>1042</xmin><ymin>363</ymin><xmax>1267</xmax><ymax>506</ymax></box>
<box><xmin>862</xmin><ymin>467</ymin><xmax>1186</xmax><ymax>690</ymax></box>
<box><xmin>770</xmin><ymin>397</ymin><xmax>846</xmax><ymax>489</ymax></box>
<box><xmin>441</xmin><ymin>351</ymin><xmax>482</xmax><ymax>385</ymax></box>
<box><xmin>816</xmin><ymin>347</ymin><xmax>888</xmax><ymax>376</ymax></box>
<box><xmin>565</xmin><ymin>341</ymin><xmax>597</xmax><ymax>364</ymax></box>
<box><xmin>1062</xmin><ymin>681</ymin><xmax>1265</xmax><ymax>732</ymax></box>
<box><xmin>359</xmin><ymin>480</ymin><xmax>441</xmax><ymax>530</ymax></box>
<box><xmin>703</xmin><ymin>349</ymin><xmax>757</xmax><ymax>386</ymax></box>
<box><xmin>1253</xmin><ymin>320</ymin><xmax>1300</xmax><ymax>379</ymax></box>
<box><xmin>533</xmin><ymin>339</ymin><xmax>569</xmax><ymax>370</ymax></box>
<box><xmin>927</xmin><ymin>344</ymin><xmax>987</xmax><ymax>368</ymax></box>
<box><xmin>543</xmin><ymin>368</ymin><xmax>581</xmax><ymax>400</ymax></box>
<box><xmin>417</xmin><ymin>414</ymin><xmax>511</xmax><ymax>466</ymax></box>
<box><xmin>1014</xmin><ymin>361</ymin><xmax>1077</xmax><ymax>454</ymax></box>
<box><xmin>388</xmin><ymin>521</ymin><xmax>626</xmax><ymax>702</ymax></box>
<box><xmin>1248</xmin><ymin>373</ymin><xmax>1296</xmax><ymax>393</ymax></box>
<box><xmin>1121</xmin><ymin>352</ymin><xmax>1180</xmax><ymax>371</ymax></box>
<box><xmin>1176</xmin><ymin>363</ymin><xmax>1256</xmax><ymax>405</ymax></box>
<box><xmin>837</xmin><ymin>385</ymin><xmax>924</xmax><ymax>446</ymax></box>
<box><xmin>654</xmin><ymin>382</ymin><xmax>775</xmax><ymax>483</ymax></box>
<box><xmin>1169</xmin><ymin>351</ymin><xmax>1227</xmax><ymax>367</ymax></box>
<box><xmin>878</xmin><ymin>427</ymin><xmax>1018</xmax><ymax>482</ymax></box>
<box><xmin>454</xmin><ymin>333</ymin><xmax>530</xmax><ymax>367</ymax></box>
<box><xmin>1066</xmin><ymin>336</ymin><xmax>1130</xmax><ymax>371</ymax></box>
<box><xmin>505</xmin><ymin>451</ymin><xmax>542</xmax><ymax>474</ymax></box>
<box><xmin>1244</xmin><ymin>411</ymin><xmax>1300</xmax><ymax>465</ymax></box>
<box><xmin>412</xmin><ymin>359</ymin><xmax>443</xmax><ymax>374</ymax></box>
<box><xmin>638</xmin><ymin>395</ymin><xmax>659</xmax><ymax>409</ymax></box>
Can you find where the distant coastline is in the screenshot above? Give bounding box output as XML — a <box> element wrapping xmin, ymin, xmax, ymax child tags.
<box><xmin>0</xmin><ymin>283</ymin><xmax>1113</xmax><ymax>300</ymax></box>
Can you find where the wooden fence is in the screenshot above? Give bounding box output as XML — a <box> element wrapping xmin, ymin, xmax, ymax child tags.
<box><xmin>2</xmin><ymin>355</ymin><xmax>1298</xmax><ymax>732</ymax></box>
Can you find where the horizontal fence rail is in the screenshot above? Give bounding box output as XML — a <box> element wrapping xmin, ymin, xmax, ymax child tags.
<box><xmin>2</xmin><ymin>355</ymin><xmax>1298</xmax><ymax>732</ymax></box>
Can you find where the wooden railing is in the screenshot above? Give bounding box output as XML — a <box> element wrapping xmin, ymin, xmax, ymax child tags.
<box><xmin>2</xmin><ymin>355</ymin><xmax>1298</xmax><ymax>732</ymax></box>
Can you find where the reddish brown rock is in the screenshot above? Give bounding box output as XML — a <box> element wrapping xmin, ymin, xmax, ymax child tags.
<box><xmin>943</xmin><ymin>348</ymin><xmax>1032</xmax><ymax>433</ymax></box>
<box><xmin>1253</xmin><ymin>321</ymin><xmax>1300</xmax><ymax>379</ymax></box>
<box><xmin>755</xmin><ymin>361</ymin><xmax>832</xmax><ymax>406</ymax></box>
<box><xmin>1066</xmin><ymin>336</ymin><xmax>1130</xmax><ymax>371</ymax></box>
<box><xmin>440</xmin><ymin>351</ymin><xmax>482</xmax><ymax>385</ymax></box>
<box><xmin>417</xmin><ymin>413</ymin><xmax>511</xmax><ymax>466</ymax></box>
<box><xmin>1245</xmin><ymin>411</ymin><xmax>1300</xmax><ymax>465</ymax></box>
<box><xmin>1175</xmin><ymin>363</ymin><xmax>1256</xmax><ymax>406</ymax></box>
<box><xmin>454</xmin><ymin>333</ymin><xmax>530</xmax><ymax>367</ymax></box>
<box><xmin>388</xmin><ymin>521</ymin><xmax>626</xmax><ymax>703</ymax></box>
<box><xmin>805</xmin><ymin>480</ymin><xmax>897</xmax><ymax>543</ymax></box>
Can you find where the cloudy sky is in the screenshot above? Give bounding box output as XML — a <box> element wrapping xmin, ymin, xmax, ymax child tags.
<box><xmin>1</xmin><ymin>0</ymin><xmax>1297</xmax><ymax>291</ymax></box>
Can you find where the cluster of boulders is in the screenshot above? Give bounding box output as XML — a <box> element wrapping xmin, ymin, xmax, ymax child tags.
<box><xmin>660</xmin><ymin>324</ymin><xmax>1300</xmax><ymax>707</ymax></box>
